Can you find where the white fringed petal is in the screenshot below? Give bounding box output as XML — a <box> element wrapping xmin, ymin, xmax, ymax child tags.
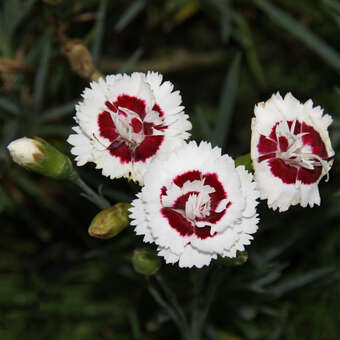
<box><xmin>251</xmin><ymin>92</ymin><xmax>334</xmax><ymax>212</ymax></box>
<box><xmin>68</xmin><ymin>72</ymin><xmax>192</xmax><ymax>185</ymax></box>
<box><xmin>129</xmin><ymin>141</ymin><xmax>260</xmax><ymax>268</ymax></box>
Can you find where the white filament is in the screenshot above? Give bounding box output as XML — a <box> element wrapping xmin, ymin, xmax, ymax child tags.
<box><xmin>275</xmin><ymin>121</ymin><xmax>329</xmax><ymax>180</ymax></box>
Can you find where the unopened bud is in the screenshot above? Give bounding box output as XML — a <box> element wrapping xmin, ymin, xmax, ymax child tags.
<box><xmin>88</xmin><ymin>203</ymin><xmax>131</xmax><ymax>239</ymax></box>
<box><xmin>218</xmin><ymin>251</ymin><xmax>248</xmax><ymax>266</ymax></box>
<box><xmin>132</xmin><ymin>248</ymin><xmax>161</xmax><ymax>276</ymax></box>
<box><xmin>7</xmin><ymin>137</ymin><xmax>74</xmax><ymax>180</ymax></box>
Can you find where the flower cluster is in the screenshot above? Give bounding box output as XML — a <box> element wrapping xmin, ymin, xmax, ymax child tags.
<box><xmin>9</xmin><ymin>72</ymin><xmax>334</xmax><ymax>268</ymax></box>
<box><xmin>66</xmin><ymin>74</ymin><xmax>334</xmax><ymax>268</ymax></box>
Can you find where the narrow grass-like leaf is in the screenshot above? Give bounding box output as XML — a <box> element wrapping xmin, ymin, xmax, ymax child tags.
<box><xmin>103</xmin><ymin>187</ymin><xmax>134</xmax><ymax>203</ymax></box>
<box><xmin>128</xmin><ymin>307</ymin><xmax>144</xmax><ymax>340</ymax></box>
<box><xmin>115</xmin><ymin>0</ymin><xmax>146</xmax><ymax>32</ymax></box>
<box><xmin>42</xmin><ymin>101</ymin><xmax>77</xmax><ymax>122</ymax></box>
<box><xmin>0</xmin><ymin>184</ymin><xmax>16</xmax><ymax>213</ymax></box>
<box><xmin>254</xmin><ymin>0</ymin><xmax>340</xmax><ymax>72</ymax></box>
<box><xmin>208</xmin><ymin>0</ymin><xmax>232</xmax><ymax>42</ymax></box>
<box><xmin>0</xmin><ymin>97</ymin><xmax>20</xmax><ymax>116</ymax></box>
<box><xmin>4</xmin><ymin>0</ymin><xmax>36</xmax><ymax>37</ymax></box>
<box><xmin>323</xmin><ymin>0</ymin><xmax>340</xmax><ymax>14</ymax></box>
<box><xmin>155</xmin><ymin>273</ymin><xmax>188</xmax><ymax>328</ymax></box>
<box><xmin>232</xmin><ymin>13</ymin><xmax>265</xmax><ymax>86</ymax></box>
<box><xmin>148</xmin><ymin>286</ymin><xmax>185</xmax><ymax>331</ymax></box>
<box><xmin>119</xmin><ymin>48</ymin><xmax>143</xmax><ymax>73</ymax></box>
<box><xmin>249</xmin><ymin>271</ymin><xmax>283</xmax><ymax>293</ymax></box>
<box><xmin>38</xmin><ymin>125</ymin><xmax>73</xmax><ymax>137</ymax></box>
<box><xmin>268</xmin><ymin>267</ymin><xmax>335</xmax><ymax>296</ymax></box>
<box><xmin>211</xmin><ymin>53</ymin><xmax>241</xmax><ymax>147</ymax></box>
<box><xmin>195</xmin><ymin>107</ymin><xmax>212</xmax><ymax>140</ymax></box>
<box><xmin>7</xmin><ymin>168</ymin><xmax>41</xmax><ymax>198</ymax></box>
<box><xmin>33</xmin><ymin>33</ymin><xmax>52</xmax><ymax>113</ymax></box>
<box><xmin>2</xmin><ymin>119</ymin><xmax>18</xmax><ymax>146</ymax></box>
<box><xmin>91</xmin><ymin>0</ymin><xmax>108</xmax><ymax>64</ymax></box>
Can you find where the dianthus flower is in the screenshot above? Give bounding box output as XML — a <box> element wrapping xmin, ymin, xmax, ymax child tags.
<box><xmin>129</xmin><ymin>141</ymin><xmax>259</xmax><ymax>268</ymax></box>
<box><xmin>67</xmin><ymin>72</ymin><xmax>191</xmax><ymax>184</ymax></box>
<box><xmin>251</xmin><ymin>92</ymin><xmax>334</xmax><ymax>212</ymax></box>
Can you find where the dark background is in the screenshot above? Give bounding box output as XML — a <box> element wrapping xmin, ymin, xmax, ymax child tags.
<box><xmin>0</xmin><ymin>0</ymin><xmax>340</xmax><ymax>339</ymax></box>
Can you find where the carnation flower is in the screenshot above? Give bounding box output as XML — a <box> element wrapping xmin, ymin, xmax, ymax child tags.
<box><xmin>67</xmin><ymin>72</ymin><xmax>192</xmax><ymax>184</ymax></box>
<box><xmin>251</xmin><ymin>92</ymin><xmax>334</xmax><ymax>212</ymax></box>
<box><xmin>129</xmin><ymin>141</ymin><xmax>260</xmax><ymax>268</ymax></box>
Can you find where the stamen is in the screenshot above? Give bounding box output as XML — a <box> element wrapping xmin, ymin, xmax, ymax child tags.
<box><xmin>185</xmin><ymin>192</ymin><xmax>211</xmax><ymax>221</ymax></box>
<box><xmin>109</xmin><ymin>107</ymin><xmax>145</xmax><ymax>147</ymax></box>
<box><xmin>275</xmin><ymin>120</ymin><xmax>330</xmax><ymax>181</ymax></box>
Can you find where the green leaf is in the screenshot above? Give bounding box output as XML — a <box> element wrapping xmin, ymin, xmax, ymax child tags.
<box><xmin>38</xmin><ymin>125</ymin><xmax>73</xmax><ymax>137</ymax></box>
<box><xmin>127</xmin><ymin>307</ymin><xmax>144</xmax><ymax>340</ymax></box>
<box><xmin>7</xmin><ymin>168</ymin><xmax>41</xmax><ymax>198</ymax></box>
<box><xmin>268</xmin><ymin>267</ymin><xmax>335</xmax><ymax>296</ymax></box>
<box><xmin>208</xmin><ymin>0</ymin><xmax>232</xmax><ymax>42</ymax></box>
<box><xmin>33</xmin><ymin>33</ymin><xmax>52</xmax><ymax>113</ymax></box>
<box><xmin>254</xmin><ymin>0</ymin><xmax>340</xmax><ymax>73</ymax></box>
<box><xmin>232</xmin><ymin>13</ymin><xmax>265</xmax><ymax>86</ymax></box>
<box><xmin>195</xmin><ymin>107</ymin><xmax>213</xmax><ymax>140</ymax></box>
<box><xmin>91</xmin><ymin>0</ymin><xmax>108</xmax><ymax>64</ymax></box>
<box><xmin>0</xmin><ymin>97</ymin><xmax>20</xmax><ymax>116</ymax></box>
<box><xmin>42</xmin><ymin>101</ymin><xmax>77</xmax><ymax>122</ymax></box>
<box><xmin>4</xmin><ymin>0</ymin><xmax>36</xmax><ymax>37</ymax></box>
<box><xmin>115</xmin><ymin>0</ymin><xmax>146</xmax><ymax>32</ymax></box>
<box><xmin>0</xmin><ymin>0</ymin><xmax>36</xmax><ymax>56</ymax></box>
<box><xmin>323</xmin><ymin>0</ymin><xmax>340</xmax><ymax>14</ymax></box>
<box><xmin>119</xmin><ymin>48</ymin><xmax>143</xmax><ymax>73</ymax></box>
<box><xmin>211</xmin><ymin>53</ymin><xmax>241</xmax><ymax>147</ymax></box>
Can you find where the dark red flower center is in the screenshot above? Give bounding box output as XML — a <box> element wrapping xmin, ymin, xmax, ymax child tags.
<box><xmin>257</xmin><ymin>120</ymin><xmax>328</xmax><ymax>184</ymax></box>
<box><xmin>97</xmin><ymin>94</ymin><xmax>168</xmax><ymax>163</ymax></box>
<box><xmin>160</xmin><ymin>170</ymin><xmax>231</xmax><ymax>240</ymax></box>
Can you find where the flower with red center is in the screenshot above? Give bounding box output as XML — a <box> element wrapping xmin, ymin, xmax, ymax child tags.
<box><xmin>251</xmin><ymin>92</ymin><xmax>334</xmax><ymax>212</ymax></box>
<box><xmin>129</xmin><ymin>141</ymin><xmax>260</xmax><ymax>268</ymax></box>
<box><xmin>67</xmin><ymin>72</ymin><xmax>192</xmax><ymax>184</ymax></box>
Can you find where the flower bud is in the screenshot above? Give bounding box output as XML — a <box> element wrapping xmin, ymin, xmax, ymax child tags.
<box><xmin>88</xmin><ymin>203</ymin><xmax>131</xmax><ymax>239</ymax></box>
<box><xmin>7</xmin><ymin>137</ymin><xmax>75</xmax><ymax>180</ymax></box>
<box><xmin>218</xmin><ymin>251</ymin><xmax>248</xmax><ymax>266</ymax></box>
<box><xmin>132</xmin><ymin>248</ymin><xmax>161</xmax><ymax>276</ymax></box>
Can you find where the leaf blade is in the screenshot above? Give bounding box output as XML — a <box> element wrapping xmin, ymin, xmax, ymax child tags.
<box><xmin>254</xmin><ymin>0</ymin><xmax>340</xmax><ymax>72</ymax></box>
<box><xmin>212</xmin><ymin>53</ymin><xmax>241</xmax><ymax>147</ymax></box>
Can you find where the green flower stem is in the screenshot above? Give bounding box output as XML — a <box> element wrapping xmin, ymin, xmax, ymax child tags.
<box><xmin>70</xmin><ymin>171</ymin><xmax>110</xmax><ymax>209</ymax></box>
<box><xmin>197</xmin><ymin>267</ymin><xmax>225</xmax><ymax>330</ymax></box>
<box><xmin>148</xmin><ymin>267</ymin><xmax>225</xmax><ymax>340</ymax></box>
<box><xmin>148</xmin><ymin>284</ymin><xmax>187</xmax><ymax>333</ymax></box>
<box><xmin>186</xmin><ymin>267</ymin><xmax>225</xmax><ymax>340</ymax></box>
<box><xmin>155</xmin><ymin>273</ymin><xmax>188</xmax><ymax>328</ymax></box>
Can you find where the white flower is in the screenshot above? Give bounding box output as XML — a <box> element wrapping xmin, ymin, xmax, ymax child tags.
<box><xmin>251</xmin><ymin>92</ymin><xmax>334</xmax><ymax>212</ymax></box>
<box><xmin>129</xmin><ymin>141</ymin><xmax>260</xmax><ymax>268</ymax></box>
<box><xmin>7</xmin><ymin>137</ymin><xmax>42</xmax><ymax>165</ymax></box>
<box><xmin>67</xmin><ymin>72</ymin><xmax>192</xmax><ymax>185</ymax></box>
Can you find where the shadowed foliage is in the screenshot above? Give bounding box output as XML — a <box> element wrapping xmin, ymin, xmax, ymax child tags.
<box><xmin>0</xmin><ymin>0</ymin><xmax>340</xmax><ymax>339</ymax></box>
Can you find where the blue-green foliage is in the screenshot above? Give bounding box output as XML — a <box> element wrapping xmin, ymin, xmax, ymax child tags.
<box><xmin>0</xmin><ymin>0</ymin><xmax>339</xmax><ymax>339</ymax></box>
